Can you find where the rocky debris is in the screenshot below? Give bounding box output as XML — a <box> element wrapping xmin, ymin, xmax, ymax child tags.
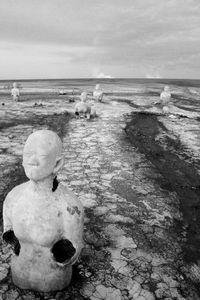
<box><xmin>2</xmin><ymin>290</ymin><xmax>19</xmax><ymax>300</ymax></box>
<box><xmin>0</xmin><ymin>265</ymin><xmax>9</xmax><ymax>282</ymax></box>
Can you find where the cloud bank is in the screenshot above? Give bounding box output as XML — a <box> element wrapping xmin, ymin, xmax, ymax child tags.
<box><xmin>96</xmin><ymin>73</ymin><xmax>113</xmax><ymax>79</ymax></box>
<box><xmin>0</xmin><ymin>0</ymin><xmax>200</xmax><ymax>79</ymax></box>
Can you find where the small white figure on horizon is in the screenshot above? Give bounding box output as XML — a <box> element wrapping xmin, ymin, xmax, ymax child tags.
<box><xmin>11</xmin><ymin>82</ymin><xmax>20</xmax><ymax>102</ymax></box>
<box><xmin>160</xmin><ymin>85</ymin><xmax>171</xmax><ymax>104</ymax></box>
<box><xmin>93</xmin><ymin>84</ymin><xmax>103</xmax><ymax>102</ymax></box>
<box><xmin>59</xmin><ymin>90</ymin><xmax>67</xmax><ymax>95</ymax></box>
<box><xmin>154</xmin><ymin>85</ymin><xmax>172</xmax><ymax>114</ymax></box>
<box><xmin>75</xmin><ymin>91</ymin><xmax>92</xmax><ymax>119</ymax></box>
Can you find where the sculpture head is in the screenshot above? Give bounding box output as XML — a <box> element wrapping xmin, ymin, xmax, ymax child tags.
<box><xmin>164</xmin><ymin>85</ymin><xmax>170</xmax><ymax>92</ymax></box>
<box><xmin>80</xmin><ymin>91</ymin><xmax>87</xmax><ymax>102</ymax></box>
<box><xmin>13</xmin><ymin>82</ymin><xmax>18</xmax><ymax>88</ymax></box>
<box><xmin>22</xmin><ymin>130</ymin><xmax>64</xmax><ymax>182</ymax></box>
<box><xmin>95</xmin><ymin>84</ymin><xmax>100</xmax><ymax>90</ymax></box>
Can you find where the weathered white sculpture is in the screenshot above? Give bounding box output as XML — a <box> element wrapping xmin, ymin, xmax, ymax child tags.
<box><xmin>160</xmin><ymin>85</ymin><xmax>171</xmax><ymax>113</ymax></box>
<box><xmin>3</xmin><ymin>130</ymin><xmax>84</xmax><ymax>292</ymax></box>
<box><xmin>75</xmin><ymin>92</ymin><xmax>91</xmax><ymax>119</ymax></box>
<box><xmin>154</xmin><ymin>85</ymin><xmax>171</xmax><ymax>114</ymax></box>
<box><xmin>93</xmin><ymin>84</ymin><xmax>103</xmax><ymax>102</ymax></box>
<box><xmin>11</xmin><ymin>82</ymin><xmax>20</xmax><ymax>101</ymax></box>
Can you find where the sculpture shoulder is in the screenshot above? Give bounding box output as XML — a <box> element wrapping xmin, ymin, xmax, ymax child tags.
<box><xmin>57</xmin><ymin>184</ymin><xmax>83</xmax><ymax>211</ymax></box>
<box><xmin>160</xmin><ymin>91</ymin><xmax>171</xmax><ymax>99</ymax></box>
<box><xmin>11</xmin><ymin>88</ymin><xmax>19</xmax><ymax>94</ymax></box>
<box><xmin>75</xmin><ymin>102</ymin><xmax>90</xmax><ymax>109</ymax></box>
<box><xmin>94</xmin><ymin>90</ymin><xmax>103</xmax><ymax>95</ymax></box>
<box><xmin>3</xmin><ymin>182</ymin><xmax>28</xmax><ymax>209</ymax></box>
<box><xmin>75</xmin><ymin>102</ymin><xmax>81</xmax><ymax>109</ymax></box>
<box><xmin>160</xmin><ymin>91</ymin><xmax>165</xmax><ymax>98</ymax></box>
<box><xmin>4</xmin><ymin>182</ymin><xmax>29</xmax><ymax>204</ymax></box>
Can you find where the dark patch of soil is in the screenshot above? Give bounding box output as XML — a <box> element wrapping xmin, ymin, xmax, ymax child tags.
<box><xmin>0</xmin><ymin>111</ymin><xmax>70</xmax><ymax>139</ymax></box>
<box><xmin>171</xmin><ymin>93</ymin><xmax>200</xmax><ymax>113</ymax></box>
<box><xmin>110</xmin><ymin>98</ymin><xmax>140</xmax><ymax>108</ymax></box>
<box><xmin>125</xmin><ymin>112</ymin><xmax>200</xmax><ymax>265</ymax></box>
<box><xmin>105</xmin><ymin>91</ymin><xmax>159</xmax><ymax>97</ymax></box>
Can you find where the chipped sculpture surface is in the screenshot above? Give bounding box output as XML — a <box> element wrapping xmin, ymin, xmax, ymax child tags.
<box><xmin>75</xmin><ymin>91</ymin><xmax>92</xmax><ymax>119</ymax></box>
<box><xmin>11</xmin><ymin>82</ymin><xmax>20</xmax><ymax>102</ymax></box>
<box><xmin>159</xmin><ymin>85</ymin><xmax>171</xmax><ymax>113</ymax></box>
<box><xmin>93</xmin><ymin>84</ymin><xmax>103</xmax><ymax>102</ymax></box>
<box><xmin>2</xmin><ymin>130</ymin><xmax>84</xmax><ymax>292</ymax></box>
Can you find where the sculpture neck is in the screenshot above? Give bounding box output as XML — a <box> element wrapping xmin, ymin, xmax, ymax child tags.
<box><xmin>30</xmin><ymin>175</ymin><xmax>55</xmax><ymax>192</ymax></box>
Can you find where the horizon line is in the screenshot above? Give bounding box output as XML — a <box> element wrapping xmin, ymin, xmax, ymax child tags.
<box><xmin>0</xmin><ymin>77</ymin><xmax>200</xmax><ymax>81</ymax></box>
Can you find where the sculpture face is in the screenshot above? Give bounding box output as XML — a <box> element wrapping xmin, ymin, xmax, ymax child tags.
<box><xmin>164</xmin><ymin>85</ymin><xmax>170</xmax><ymax>92</ymax></box>
<box><xmin>13</xmin><ymin>82</ymin><xmax>17</xmax><ymax>88</ymax></box>
<box><xmin>95</xmin><ymin>84</ymin><xmax>100</xmax><ymax>90</ymax></box>
<box><xmin>23</xmin><ymin>130</ymin><xmax>62</xmax><ymax>181</ymax></box>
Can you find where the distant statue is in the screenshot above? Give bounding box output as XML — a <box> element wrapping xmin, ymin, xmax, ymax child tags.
<box><xmin>93</xmin><ymin>84</ymin><xmax>103</xmax><ymax>102</ymax></box>
<box><xmin>59</xmin><ymin>90</ymin><xmax>67</xmax><ymax>95</ymax></box>
<box><xmin>11</xmin><ymin>82</ymin><xmax>20</xmax><ymax>102</ymax></box>
<box><xmin>2</xmin><ymin>130</ymin><xmax>84</xmax><ymax>292</ymax></box>
<box><xmin>160</xmin><ymin>85</ymin><xmax>171</xmax><ymax>104</ymax></box>
<box><xmin>154</xmin><ymin>85</ymin><xmax>171</xmax><ymax>114</ymax></box>
<box><xmin>75</xmin><ymin>91</ymin><xmax>91</xmax><ymax>119</ymax></box>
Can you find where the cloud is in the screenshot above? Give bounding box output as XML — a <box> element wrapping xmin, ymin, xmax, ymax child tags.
<box><xmin>91</xmin><ymin>68</ymin><xmax>113</xmax><ymax>79</ymax></box>
<box><xmin>0</xmin><ymin>0</ymin><xmax>200</xmax><ymax>78</ymax></box>
<box><xmin>145</xmin><ymin>73</ymin><xmax>161</xmax><ymax>79</ymax></box>
<box><xmin>96</xmin><ymin>72</ymin><xmax>113</xmax><ymax>79</ymax></box>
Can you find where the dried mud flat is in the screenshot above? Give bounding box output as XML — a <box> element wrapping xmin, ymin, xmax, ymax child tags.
<box><xmin>0</xmin><ymin>95</ymin><xmax>200</xmax><ymax>300</ymax></box>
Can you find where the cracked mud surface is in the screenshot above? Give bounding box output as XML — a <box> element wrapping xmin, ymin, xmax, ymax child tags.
<box><xmin>0</xmin><ymin>95</ymin><xmax>200</xmax><ymax>299</ymax></box>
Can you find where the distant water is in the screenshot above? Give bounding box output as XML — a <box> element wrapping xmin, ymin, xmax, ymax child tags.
<box><xmin>1</xmin><ymin>78</ymin><xmax>200</xmax><ymax>99</ymax></box>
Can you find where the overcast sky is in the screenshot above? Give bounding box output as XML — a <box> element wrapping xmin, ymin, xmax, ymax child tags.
<box><xmin>0</xmin><ymin>0</ymin><xmax>199</xmax><ymax>79</ymax></box>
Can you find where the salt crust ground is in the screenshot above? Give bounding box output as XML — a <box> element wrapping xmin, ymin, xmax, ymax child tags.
<box><xmin>0</xmin><ymin>97</ymin><xmax>199</xmax><ymax>299</ymax></box>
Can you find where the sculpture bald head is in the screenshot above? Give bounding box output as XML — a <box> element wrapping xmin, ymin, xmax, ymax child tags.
<box><xmin>13</xmin><ymin>82</ymin><xmax>18</xmax><ymax>88</ymax></box>
<box><xmin>164</xmin><ymin>85</ymin><xmax>170</xmax><ymax>92</ymax></box>
<box><xmin>22</xmin><ymin>130</ymin><xmax>64</xmax><ymax>181</ymax></box>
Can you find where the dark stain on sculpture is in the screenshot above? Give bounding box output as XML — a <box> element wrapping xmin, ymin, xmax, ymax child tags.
<box><xmin>52</xmin><ymin>176</ymin><xmax>59</xmax><ymax>192</ymax></box>
<box><xmin>67</xmin><ymin>206</ymin><xmax>81</xmax><ymax>216</ymax></box>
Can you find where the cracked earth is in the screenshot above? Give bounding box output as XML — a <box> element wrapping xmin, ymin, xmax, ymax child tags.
<box><xmin>0</xmin><ymin>96</ymin><xmax>200</xmax><ymax>299</ymax></box>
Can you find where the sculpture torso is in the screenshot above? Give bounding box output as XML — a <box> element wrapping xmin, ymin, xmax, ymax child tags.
<box><xmin>93</xmin><ymin>89</ymin><xmax>103</xmax><ymax>101</ymax></box>
<box><xmin>11</xmin><ymin>88</ymin><xmax>20</xmax><ymax>98</ymax></box>
<box><xmin>4</xmin><ymin>180</ymin><xmax>84</xmax><ymax>291</ymax></box>
<box><xmin>160</xmin><ymin>91</ymin><xmax>171</xmax><ymax>105</ymax></box>
<box><xmin>6</xmin><ymin>180</ymin><xmax>83</xmax><ymax>247</ymax></box>
<box><xmin>75</xmin><ymin>101</ymin><xmax>91</xmax><ymax>114</ymax></box>
<box><xmin>93</xmin><ymin>90</ymin><xmax>102</xmax><ymax>97</ymax></box>
<box><xmin>12</xmin><ymin>183</ymin><xmax>61</xmax><ymax>246</ymax></box>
